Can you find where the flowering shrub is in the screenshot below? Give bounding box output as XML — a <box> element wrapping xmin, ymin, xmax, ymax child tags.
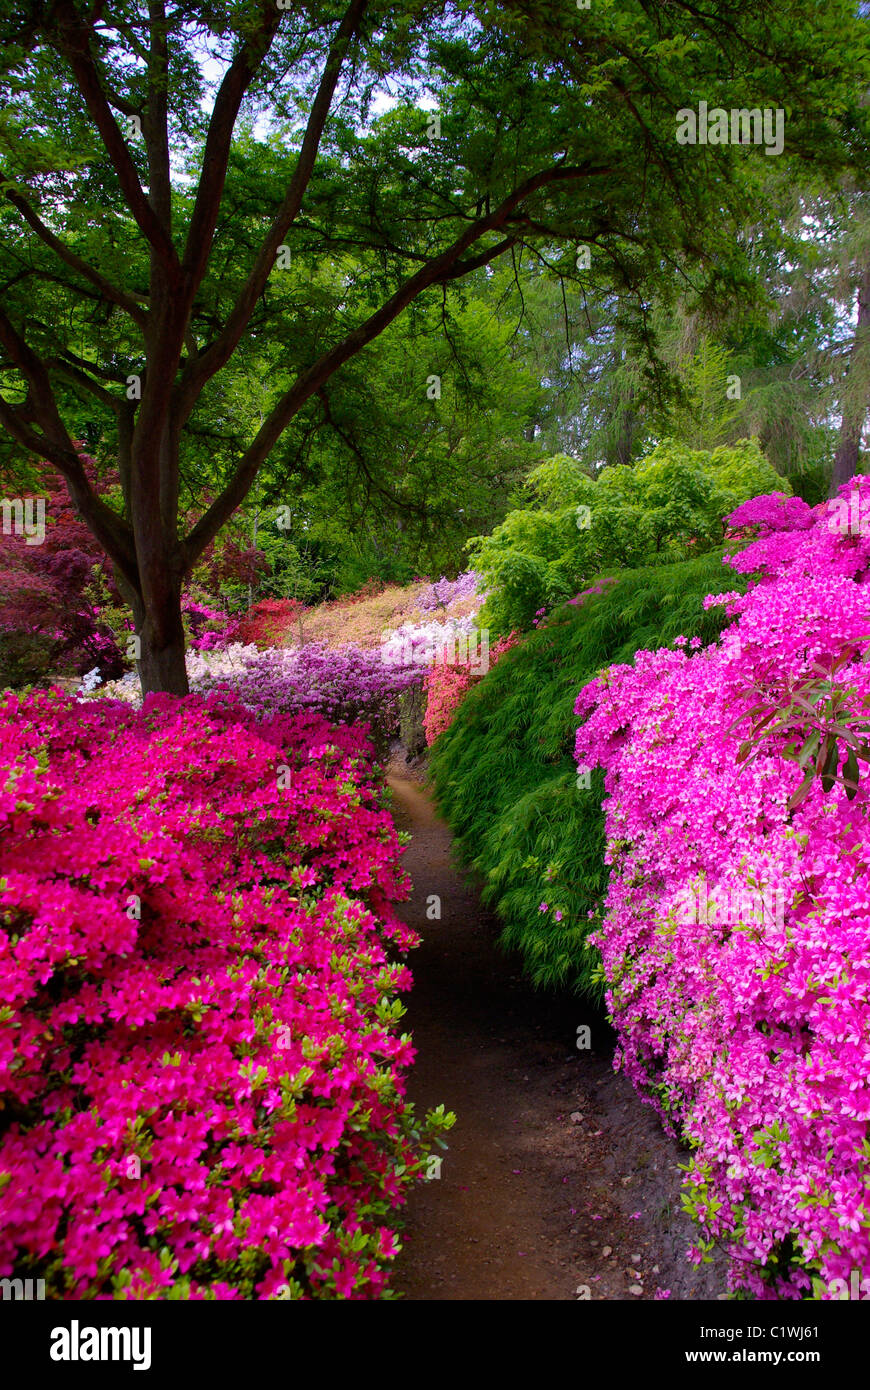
<box><xmin>381</xmin><ymin>614</ymin><xmax>478</xmax><ymax>666</ymax></box>
<box><xmin>423</xmin><ymin>630</ymin><xmax>520</xmax><ymax>745</ymax></box>
<box><xmin>85</xmin><ymin>643</ymin><xmax>262</xmax><ymax>704</ymax></box>
<box><xmin>330</xmin><ymin>579</ymin><xmax>389</xmax><ymax>607</ymax></box>
<box><xmin>239</xmin><ymin>578</ymin><xmax>484</xmax><ymax>652</ymax></box>
<box><xmin>181</xmin><ymin>594</ymin><xmax>239</xmax><ymax>651</ymax></box>
<box><xmin>87</xmin><ymin>640</ymin><xmax>422</xmax><ymax>751</ymax></box>
<box><xmin>230</xmin><ymin>598</ymin><xmax>306</xmax><ymax>648</ymax></box>
<box><xmin>185</xmin><ymin>642</ymin><xmax>261</xmax><ymax>684</ymax></box>
<box><xmin>286</xmin><ymin>585</ymin><xmax>418</xmax><ymax>650</ymax></box>
<box><xmin>413</xmin><ymin>571</ymin><xmax>481</xmax><ymax>612</ymax></box>
<box><xmin>428</xmin><ymin>550</ymin><xmax>740</xmax><ymax>998</ymax></box>
<box><xmin>0</xmin><ymin>688</ymin><xmax>449</xmax><ymax>1299</ymax></box>
<box><xmin>196</xmin><ymin>641</ymin><xmax>422</xmax><ymax>748</ymax></box>
<box><xmin>574</xmin><ymin>478</ymin><xmax>870</xmax><ymax>1298</ymax></box>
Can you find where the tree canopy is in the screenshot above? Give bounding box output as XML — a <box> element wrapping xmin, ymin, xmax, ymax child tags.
<box><xmin>0</xmin><ymin>0</ymin><xmax>868</xmax><ymax>690</ymax></box>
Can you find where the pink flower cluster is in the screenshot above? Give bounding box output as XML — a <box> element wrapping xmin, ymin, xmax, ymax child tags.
<box><xmin>181</xmin><ymin>595</ymin><xmax>239</xmax><ymax>651</ymax></box>
<box><xmin>0</xmin><ymin>688</ymin><xmax>429</xmax><ymax>1299</ymax></box>
<box><xmin>574</xmin><ymin>479</ymin><xmax>870</xmax><ymax>1298</ymax></box>
<box><xmin>422</xmin><ymin>631</ymin><xmax>519</xmax><ymax>745</ymax></box>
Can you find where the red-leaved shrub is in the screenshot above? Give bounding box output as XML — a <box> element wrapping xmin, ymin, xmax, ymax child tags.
<box><xmin>231</xmin><ymin>598</ymin><xmax>306</xmax><ymax>647</ymax></box>
<box><xmin>0</xmin><ymin>459</ymin><xmax>126</xmax><ymax>683</ymax></box>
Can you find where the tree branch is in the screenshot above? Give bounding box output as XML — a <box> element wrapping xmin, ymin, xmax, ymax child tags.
<box><xmin>180</xmin><ymin>0</ymin><xmax>289</xmax><ymax>288</ymax></box>
<box><xmin>176</xmin><ymin>0</ymin><xmax>369</xmax><ymax>420</ymax></box>
<box><xmin>185</xmin><ymin>161</ymin><xmax>611</xmax><ymax>558</ymax></box>
<box><xmin>0</xmin><ymin>305</ymin><xmax>137</xmax><ymax>582</ymax></box>
<box><xmin>145</xmin><ymin>0</ymin><xmax>172</xmax><ymax>234</ymax></box>
<box><xmin>48</xmin><ymin>355</ymin><xmax>125</xmax><ymax>408</ymax></box>
<box><xmin>317</xmin><ymin>385</ymin><xmax>431</xmax><ymax>519</ymax></box>
<box><xmin>52</xmin><ymin>0</ymin><xmax>180</xmax><ymax>276</ymax></box>
<box><xmin>0</xmin><ymin>175</ymin><xmax>148</xmax><ymax>327</ymax></box>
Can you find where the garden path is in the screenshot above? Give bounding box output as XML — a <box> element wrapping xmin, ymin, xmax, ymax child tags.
<box><xmin>386</xmin><ymin>756</ymin><xmax>725</xmax><ymax>1302</ymax></box>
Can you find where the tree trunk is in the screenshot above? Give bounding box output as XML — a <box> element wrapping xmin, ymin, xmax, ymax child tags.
<box><xmin>832</xmin><ymin>427</ymin><xmax>862</xmax><ymax>494</ymax></box>
<box><xmin>831</xmin><ymin>264</ymin><xmax>870</xmax><ymax>495</ymax></box>
<box><xmin>613</xmin><ymin>403</ymin><xmax>636</xmax><ymax>466</ymax></box>
<box><xmin>123</xmin><ymin>410</ymin><xmax>191</xmax><ymax>696</ymax></box>
<box><xmin>129</xmin><ymin>583</ymin><xmax>189</xmax><ymax>697</ymax></box>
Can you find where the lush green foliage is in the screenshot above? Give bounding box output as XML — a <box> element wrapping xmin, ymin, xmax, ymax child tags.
<box><xmin>0</xmin><ymin>0</ymin><xmax>866</xmax><ymax>693</ymax></box>
<box><xmin>428</xmin><ymin>551</ymin><xmax>748</xmax><ymax>997</ymax></box>
<box><xmin>469</xmin><ymin>438</ymin><xmax>781</xmax><ymax>634</ymax></box>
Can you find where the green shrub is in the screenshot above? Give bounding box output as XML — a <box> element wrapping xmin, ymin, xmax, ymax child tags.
<box><xmin>428</xmin><ymin>550</ymin><xmax>747</xmax><ymax>998</ymax></box>
<box><xmin>0</xmin><ymin>630</ymin><xmax>56</xmax><ymax>688</ymax></box>
<box><xmin>468</xmin><ymin>437</ymin><xmax>781</xmax><ymax>635</ymax></box>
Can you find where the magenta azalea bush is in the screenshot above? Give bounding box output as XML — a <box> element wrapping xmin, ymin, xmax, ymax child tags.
<box><xmin>0</xmin><ymin>688</ymin><xmax>447</xmax><ymax>1299</ymax></box>
<box><xmin>575</xmin><ymin>480</ymin><xmax>870</xmax><ymax>1299</ymax></box>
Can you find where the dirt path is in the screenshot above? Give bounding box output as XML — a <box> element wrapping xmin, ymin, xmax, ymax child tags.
<box><xmin>387</xmin><ymin>757</ymin><xmax>725</xmax><ymax>1302</ymax></box>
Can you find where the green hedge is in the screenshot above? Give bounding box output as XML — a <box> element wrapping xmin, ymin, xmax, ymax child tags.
<box><xmin>428</xmin><ymin>549</ymin><xmax>747</xmax><ymax>998</ymax></box>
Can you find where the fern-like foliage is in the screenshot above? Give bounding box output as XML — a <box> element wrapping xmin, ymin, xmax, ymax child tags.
<box><xmin>428</xmin><ymin>549</ymin><xmax>747</xmax><ymax>999</ymax></box>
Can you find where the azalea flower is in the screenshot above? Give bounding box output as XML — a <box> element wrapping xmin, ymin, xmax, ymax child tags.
<box><xmin>0</xmin><ymin>687</ymin><xmax>432</xmax><ymax>1300</ymax></box>
<box><xmin>573</xmin><ymin>477</ymin><xmax>870</xmax><ymax>1297</ymax></box>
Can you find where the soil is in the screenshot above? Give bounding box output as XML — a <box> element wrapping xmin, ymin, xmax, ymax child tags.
<box><xmin>386</xmin><ymin>752</ymin><xmax>726</xmax><ymax>1303</ymax></box>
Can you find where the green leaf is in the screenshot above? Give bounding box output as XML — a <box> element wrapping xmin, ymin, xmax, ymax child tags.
<box><xmin>843</xmin><ymin>746</ymin><xmax>859</xmax><ymax>799</ymax></box>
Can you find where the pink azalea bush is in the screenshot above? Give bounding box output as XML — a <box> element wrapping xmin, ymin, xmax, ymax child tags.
<box><xmin>574</xmin><ymin>480</ymin><xmax>870</xmax><ymax>1298</ymax></box>
<box><xmin>0</xmin><ymin>688</ymin><xmax>447</xmax><ymax>1299</ymax></box>
<box><xmin>181</xmin><ymin>595</ymin><xmax>240</xmax><ymax>651</ymax></box>
<box><xmin>423</xmin><ymin>630</ymin><xmax>520</xmax><ymax>745</ymax></box>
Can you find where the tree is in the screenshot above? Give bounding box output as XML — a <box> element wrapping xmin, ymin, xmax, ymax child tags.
<box><xmin>253</xmin><ymin>279</ymin><xmax>543</xmax><ymax>587</ymax></box>
<box><xmin>825</xmin><ymin>188</ymin><xmax>870</xmax><ymax>493</ymax></box>
<box><xmin>485</xmin><ymin>257</ymin><xmax>657</xmax><ymax>469</ymax></box>
<box><xmin>0</xmin><ymin>0</ymin><xmax>867</xmax><ymax>691</ymax></box>
<box><xmin>650</xmin><ymin>173</ymin><xmax>859</xmax><ymax>494</ymax></box>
